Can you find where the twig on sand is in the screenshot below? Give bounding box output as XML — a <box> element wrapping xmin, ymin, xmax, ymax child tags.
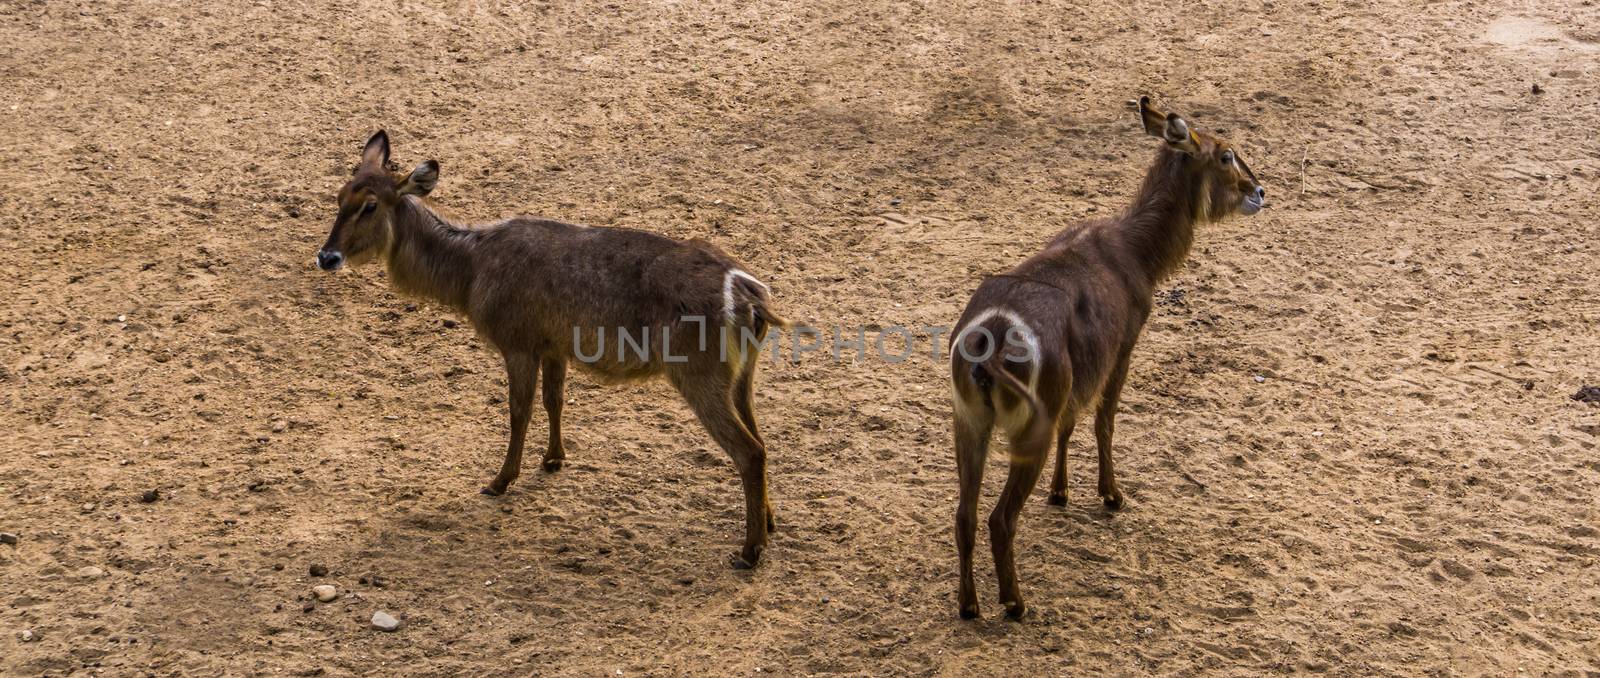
<box><xmin>1468</xmin><ymin>364</ymin><xmax>1535</xmax><ymax>390</ymax></box>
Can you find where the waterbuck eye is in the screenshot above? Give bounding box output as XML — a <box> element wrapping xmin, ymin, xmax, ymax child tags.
<box><xmin>1220</xmin><ymin>150</ymin><xmax>1235</xmax><ymax>167</ymax></box>
<box><xmin>360</xmin><ymin>199</ymin><xmax>377</xmax><ymax>215</ymax></box>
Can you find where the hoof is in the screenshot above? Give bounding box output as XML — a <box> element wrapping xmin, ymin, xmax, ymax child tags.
<box><xmin>730</xmin><ymin>545</ymin><xmax>764</xmax><ymax>570</ymax></box>
<box><xmin>1046</xmin><ymin>492</ymin><xmax>1067</xmax><ymax>507</ymax></box>
<box><xmin>1003</xmin><ymin>600</ymin><xmax>1028</xmax><ymax>620</ymax></box>
<box><xmin>1101</xmin><ymin>493</ymin><xmax>1125</xmax><ymax>511</ymax></box>
<box><xmin>959</xmin><ymin>605</ymin><xmax>981</xmax><ymax>620</ymax></box>
<box><xmin>541</xmin><ymin>457</ymin><xmax>563</xmax><ymax>473</ymax></box>
<box><xmin>480</xmin><ymin>485</ymin><xmax>505</xmax><ymax>497</ymax></box>
<box><xmin>766</xmin><ymin>511</ymin><xmax>777</xmax><ymax>533</ymax></box>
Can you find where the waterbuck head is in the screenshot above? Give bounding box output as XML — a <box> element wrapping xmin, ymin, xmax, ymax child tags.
<box><xmin>316</xmin><ymin>130</ymin><xmax>440</xmax><ymax>271</ymax></box>
<box><xmin>1138</xmin><ymin>96</ymin><xmax>1265</xmax><ymax>220</ymax></box>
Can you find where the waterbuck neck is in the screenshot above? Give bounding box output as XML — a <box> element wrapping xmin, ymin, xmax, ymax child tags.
<box><xmin>384</xmin><ymin>196</ymin><xmax>481</xmax><ymax>311</ymax></box>
<box><xmin>1120</xmin><ymin>146</ymin><xmax>1205</xmax><ymax>284</ymax></box>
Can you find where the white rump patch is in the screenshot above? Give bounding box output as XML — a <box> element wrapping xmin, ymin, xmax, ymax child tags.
<box><xmin>722</xmin><ymin>269</ymin><xmax>767</xmax><ymax>323</ymax></box>
<box><xmin>954</xmin><ymin>307</ymin><xmax>1041</xmax><ymax>392</ymax></box>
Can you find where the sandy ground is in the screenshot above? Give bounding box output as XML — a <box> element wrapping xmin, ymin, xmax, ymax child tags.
<box><xmin>2</xmin><ymin>0</ymin><xmax>1599</xmax><ymax>675</ymax></box>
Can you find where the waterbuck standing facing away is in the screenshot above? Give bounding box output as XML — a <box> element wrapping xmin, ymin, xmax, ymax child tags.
<box><xmin>949</xmin><ymin>97</ymin><xmax>1265</xmax><ymax>619</ymax></box>
<box><xmin>316</xmin><ymin>131</ymin><xmax>788</xmax><ymax>569</ymax></box>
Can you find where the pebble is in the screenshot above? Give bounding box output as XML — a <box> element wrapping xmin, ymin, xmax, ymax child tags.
<box><xmin>20</xmin><ymin>629</ymin><xmax>37</xmax><ymax>642</ymax></box>
<box><xmin>76</xmin><ymin>566</ymin><xmax>106</xmax><ymax>579</ymax></box>
<box><xmin>313</xmin><ymin>585</ymin><xmax>338</xmax><ymax>602</ymax></box>
<box><xmin>309</xmin><ymin>564</ymin><xmax>329</xmax><ymax>577</ymax></box>
<box><xmin>0</xmin><ymin>532</ymin><xmax>17</xmax><ymax>545</ymax></box>
<box><xmin>271</xmin><ymin>420</ymin><xmax>288</xmax><ymax>433</ymax></box>
<box><xmin>371</xmin><ymin>611</ymin><xmax>401</xmax><ymax>632</ymax></box>
<box><xmin>140</xmin><ymin>489</ymin><xmax>160</xmax><ymax>503</ymax></box>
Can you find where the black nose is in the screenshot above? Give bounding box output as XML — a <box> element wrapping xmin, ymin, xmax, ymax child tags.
<box><xmin>1254</xmin><ymin>186</ymin><xmax>1266</xmax><ymax>200</ymax></box>
<box><xmin>316</xmin><ymin>250</ymin><xmax>344</xmax><ymax>271</ymax></box>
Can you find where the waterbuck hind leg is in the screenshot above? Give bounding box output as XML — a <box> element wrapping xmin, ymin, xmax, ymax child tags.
<box><xmin>540</xmin><ymin>356</ymin><xmax>567</xmax><ymax>472</ymax></box>
<box><xmin>1096</xmin><ymin>350</ymin><xmax>1134</xmax><ymax>511</ymax></box>
<box><xmin>1047</xmin><ymin>419</ymin><xmax>1076</xmax><ymax>506</ymax></box>
<box><xmin>953</xmin><ymin>407</ymin><xmax>993</xmax><ymax>620</ymax></box>
<box><xmin>989</xmin><ymin>412</ymin><xmax>1054</xmax><ymax>620</ymax></box>
<box><xmin>731</xmin><ymin>356</ymin><xmax>774</xmax><ymax>532</ymax></box>
<box><xmin>675</xmin><ymin>369</ymin><xmax>770</xmax><ymax>570</ymax></box>
<box><xmin>484</xmin><ymin>352</ymin><xmax>539</xmax><ymax>496</ymax></box>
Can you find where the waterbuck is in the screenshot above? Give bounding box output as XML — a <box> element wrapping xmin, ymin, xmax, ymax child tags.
<box><xmin>949</xmin><ymin>97</ymin><xmax>1266</xmax><ymax>618</ymax></box>
<box><xmin>316</xmin><ymin>131</ymin><xmax>788</xmax><ymax>569</ymax></box>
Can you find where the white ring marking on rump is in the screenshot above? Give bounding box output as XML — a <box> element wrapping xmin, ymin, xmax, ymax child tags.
<box><xmin>955</xmin><ymin>307</ymin><xmax>1041</xmax><ymax>391</ymax></box>
<box><xmin>723</xmin><ymin>269</ymin><xmax>767</xmax><ymax>322</ymax></box>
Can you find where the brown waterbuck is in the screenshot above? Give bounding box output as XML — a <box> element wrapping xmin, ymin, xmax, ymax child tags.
<box><xmin>949</xmin><ymin>97</ymin><xmax>1265</xmax><ymax>618</ymax></box>
<box><xmin>316</xmin><ymin>131</ymin><xmax>788</xmax><ymax>569</ymax></box>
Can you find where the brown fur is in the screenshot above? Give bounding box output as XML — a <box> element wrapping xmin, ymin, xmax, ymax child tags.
<box><xmin>948</xmin><ymin>98</ymin><xmax>1265</xmax><ymax>619</ymax></box>
<box><xmin>317</xmin><ymin>131</ymin><xmax>787</xmax><ymax>569</ymax></box>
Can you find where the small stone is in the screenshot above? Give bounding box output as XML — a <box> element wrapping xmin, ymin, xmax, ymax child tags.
<box><xmin>313</xmin><ymin>585</ymin><xmax>337</xmax><ymax>602</ymax></box>
<box><xmin>309</xmin><ymin>564</ymin><xmax>329</xmax><ymax>577</ymax></box>
<box><xmin>76</xmin><ymin>566</ymin><xmax>106</xmax><ymax>579</ymax></box>
<box><xmin>1531</xmin><ymin>83</ymin><xmax>1544</xmax><ymax>94</ymax></box>
<box><xmin>441</xmin><ymin>318</ymin><xmax>459</xmax><ymax>329</ymax></box>
<box><xmin>81</xmin><ymin>503</ymin><xmax>96</xmax><ymax>513</ymax></box>
<box><xmin>20</xmin><ymin>629</ymin><xmax>37</xmax><ymax>642</ymax></box>
<box><xmin>140</xmin><ymin>489</ymin><xmax>160</xmax><ymax>503</ymax></box>
<box><xmin>1253</xmin><ymin>375</ymin><xmax>1266</xmax><ymax>383</ymax></box>
<box><xmin>271</xmin><ymin>420</ymin><xmax>288</xmax><ymax>433</ymax></box>
<box><xmin>287</xmin><ymin>206</ymin><xmax>301</xmax><ymax>218</ymax></box>
<box><xmin>0</xmin><ymin>532</ymin><xmax>17</xmax><ymax>545</ymax></box>
<box><xmin>302</xmin><ymin>601</ymin><xmax>315</xmax><ymax>613</ymax></box>
<box><xmin>371</xmin><ymin>611</ymin><xmax>400</xmax><ymax>632</ymax></box>
<box><xmin>1572</xmin><ymin>385</ymin><xmax>1600</xmax><ymax>404</ymax></box>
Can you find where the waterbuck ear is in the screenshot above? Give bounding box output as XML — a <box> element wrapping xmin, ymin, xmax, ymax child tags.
<box><xmin>398</xmin><ymin>160</ymin><xmax>439</xmax><ymax>196</ymax></box>
<box><xmin>1138</xmin><ymin>97</ymin><xmax>1200</xmax><ymax>154</ymax></box>
<box><xmin>361</xmin><ymin>130</ymin><xmax>391</xmax><ymax>168</ymax></box>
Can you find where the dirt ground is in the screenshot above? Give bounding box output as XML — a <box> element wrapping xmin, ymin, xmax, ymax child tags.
<box><xmin>2</xmin><ymin>0</ymin><xmax>1598</xmax><ymax>675</ymax></box>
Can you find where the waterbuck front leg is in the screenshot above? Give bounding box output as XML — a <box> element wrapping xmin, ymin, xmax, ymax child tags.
<box><xmin>540</xmin><ymin>356</ymin><xmax>567</xmax><ymax>472</ymax></box>
<box><xmin>1096</xmin><ymin>348</ymin><xmax>1134</xmax><ymax>511</ymax></box>
<box><xmin>1046</xmin><ymin>418</ymin><xmax>1076</xmax><ymax>506</ymax></box>
<box><xmin>483</xmin><ymin>352</ymin><xmax>539</xmax><ymax>496</ymax></box>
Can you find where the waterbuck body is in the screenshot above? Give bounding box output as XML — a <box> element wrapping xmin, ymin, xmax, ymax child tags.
<box><xmin>949</xmin><ymin>97</ymin><xmax>1266</xmax><ymax>619</ymax></box>
<box><xmin>318</xmin><ymin>131</ymin><xmax>785</xmax><ymax>569</ymax></box>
